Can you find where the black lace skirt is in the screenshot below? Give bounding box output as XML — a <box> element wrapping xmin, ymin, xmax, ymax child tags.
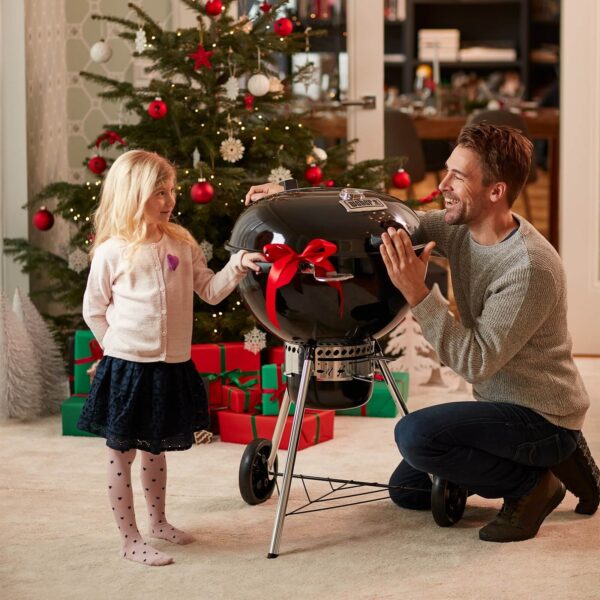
<box><xmin>77</xmin><ymin>356</ymin><xmax>209</xmax><ymax>454</ymax></box>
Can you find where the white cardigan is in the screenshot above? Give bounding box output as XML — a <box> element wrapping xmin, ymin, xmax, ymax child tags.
<box><xmin>83</xmin><ymin>235</ymin><xmax>247</xmax><ymax>363</ymax></box>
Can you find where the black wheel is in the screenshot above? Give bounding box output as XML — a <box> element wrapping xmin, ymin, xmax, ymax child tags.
<box><xmin>239</xmin><ymin>438</ymin><xmax>278</xmax><ymax>505</ymax></box>
<box><xmin>431</xmin><ymin>476</ymin><xmax>467</xmax><ymax>527</ymax></box>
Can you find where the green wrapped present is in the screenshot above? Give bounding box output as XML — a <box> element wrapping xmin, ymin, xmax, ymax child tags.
<box><xmin>337</xmin><ymin>371</ymin><xmax>409</xmax><ymax>418</ymax></box>
<box><xmin>261</xmin><ymin>363</ymin><xmax>294</xmax><ymax>416</ymax></box>
<box><xmin>73</xmin><ymin>330</ymin><xmax>103</xmax><ymax>395</ymax></box>
<box><xmin>61</xmin><ymin>395</ymin><xmax>96</xmax><ymax>437</ymax></box>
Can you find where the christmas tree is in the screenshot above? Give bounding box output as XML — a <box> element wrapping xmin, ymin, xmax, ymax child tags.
<box><xmin>4</xmin><ymin>0</ymin><xmax>400</xmax><ymax>348</ymax></box>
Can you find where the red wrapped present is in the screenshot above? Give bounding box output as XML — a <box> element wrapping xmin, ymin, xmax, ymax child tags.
<box><xmin>267</xmin><ymin>345</ymin><xmax>285</xmax><ymax>365</ymax></box>
<box><xmin>223</xmin><ymin>384</ymin><xmax>261</xmax><ymax>414</ymax></box>
<box><xmin>191</xmin><ymin>342</ymin><xmax>260</xmax><ymax>407</ymax></box>
<box><xmin>218</xmin><ymin>409</ymin><xmax>334</xmax><ymax>450</ymax></box>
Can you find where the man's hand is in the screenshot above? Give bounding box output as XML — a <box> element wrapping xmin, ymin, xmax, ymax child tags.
<box><xmin>380</xmin><ymin>228</ymin><xmax>436</xmax><ymax>307</ymax></box>
<box><xmin>241</xmin><ymin>251</ymin><xmax>266</xmax><ymax>273</ymax></box>
<box><xmin>245</xmin><ymin>183</ymin><xmax>284</xmax><ymax>206</ymax></box>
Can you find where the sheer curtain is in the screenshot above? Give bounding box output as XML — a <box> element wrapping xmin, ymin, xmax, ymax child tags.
<box><xmin>0</xmin><ymin>0</ymin><xmax>29</xmax><ymax>297</ymax></box>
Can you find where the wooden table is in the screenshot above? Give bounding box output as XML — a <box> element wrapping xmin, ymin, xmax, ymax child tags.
<box><xmin>305</xmin><ymin>109</ymin><xmax>560</xmax><ymax>249</ymax></box>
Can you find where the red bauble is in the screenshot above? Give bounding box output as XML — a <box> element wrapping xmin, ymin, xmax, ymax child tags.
<box><xmin>148</xmin><ymin>97</ymin><xmax>167</xmax><ymax>119</ymax></box>
<box><xmin>87</xmin><ymin>155</ymin><xmax>107</xmax><ymax>175</ymax></box>
<box><xmin>324</xmin><ymin>179</ymin><xmax>335</xmax><ymax>187</ymax></box>
<box><xmin>259</xmin><ymin>2</ymin><xmax>272</xmax><ymax>13</ymax></box>
<box><xmin>190</xmin><ymin>180</ymin><xmax>214</xmax><ymax>204</ymax></box>
<box><xmin>392</xmin><ymin>168</ymin><xmax>411</xmax><ymax>189</ymax></box>
<box><xmin>274</xmin><ymin>17</ymin><xmax>294</xmax><ymax>36</ymax></box>
<box><xmin>32</xmin><ymin>207</ymin><xmax>54</xmax><ymax>231</ymax></box>
<box><xmin>305</xmin><ymin>164</ymin><xmax>323</xmax><ymax>185</ymax></box>
<box><xmin>205</xmin><ymin>0</ymin><xmax>223</xmax><ymax>16</ymax></box>
<box><xmin>244</xmin><ymin>93</ymin><xmax>254</xmax><ymax>111</ymax></box>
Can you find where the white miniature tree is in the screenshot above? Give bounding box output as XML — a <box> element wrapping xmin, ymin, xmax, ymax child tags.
<box><xmin>12</xmin><ymin>288</ymin><xmax>68</xmax><ymax>414</ymax></box>
<box><xmin>385</xmin><ymin>310</ymin><xmax>444</xmax><ymax>385</ymax></box>
<box><xmin>0</xmin><ymin>294</ymin><xmax>44</xmax><ymax>420</ymax></box>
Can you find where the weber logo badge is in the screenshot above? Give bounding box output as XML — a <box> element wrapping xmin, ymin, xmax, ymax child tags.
<box><xmin>339</xmin><ymin>197</ymin><xmax>387</xmax><ymax>212</ymax></box>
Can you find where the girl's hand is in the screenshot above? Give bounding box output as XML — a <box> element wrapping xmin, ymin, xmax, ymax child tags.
<box><xmin>241</xmin><ymin>251</ymin><xmax>267</xmax><ymax>273</ymax></box>
<box><xmin>245</xmin><ymin>183</ymin><xmax>283</xmax><ymax>205</ymax></box>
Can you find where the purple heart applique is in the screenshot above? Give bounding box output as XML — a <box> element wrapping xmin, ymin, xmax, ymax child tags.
<box><xmin>167</xmin><ymin>254</ymin><xmax>179</xmax><ymax>271</ymax></box>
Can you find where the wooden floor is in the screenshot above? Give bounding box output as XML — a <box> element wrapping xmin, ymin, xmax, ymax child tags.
<box><xmin>392</xmin><ymin>169</ymin><xmax>551</xmax><ymax>241</ymax></box>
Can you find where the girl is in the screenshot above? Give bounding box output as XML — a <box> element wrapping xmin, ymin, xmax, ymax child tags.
<box><xmin>78</xmin><ymin>150</ymin><xmax>264</xmax><ymax>566</ymax></box>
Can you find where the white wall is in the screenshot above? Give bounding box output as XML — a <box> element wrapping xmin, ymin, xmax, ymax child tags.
<box><xmin>561</xmin><ymin>0</ymin><xmax>600</xmax><ymax>355</ymax></box>
<box><xmin>0</xmin><ymin>0</ymin><xmax>29</xmax><ymax>298</ymax></box>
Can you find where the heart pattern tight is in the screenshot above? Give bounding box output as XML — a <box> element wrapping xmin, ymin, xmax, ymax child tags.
<box><xmin>107</xmin><ymin>448</ymin><xmax>195</xmax><ymax>566</ymax></box>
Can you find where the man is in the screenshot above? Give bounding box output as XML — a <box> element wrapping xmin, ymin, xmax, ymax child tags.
<box><xmin>245</xmin><ymin>123</ymin><xmax>598</xmax><ymax>542</ymax></box>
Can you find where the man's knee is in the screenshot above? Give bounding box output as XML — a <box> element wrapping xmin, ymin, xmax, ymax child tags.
<box><xmin>394</xmin><ymin>413</ymin><xmax>430</xmax><ymax>466</ymax></box>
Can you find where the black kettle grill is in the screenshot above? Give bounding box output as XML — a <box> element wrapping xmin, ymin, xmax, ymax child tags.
<box><xmin>230</xmin><ymin>188</ymin><xmax>467</xmax><ymax>558</ymax></box>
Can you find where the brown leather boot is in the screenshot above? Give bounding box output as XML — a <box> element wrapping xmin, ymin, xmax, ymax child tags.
<box><xmin>479</xmin><ymin>470</ymin><xmax>565</xmax><ymax>542</ymax></box>
<box><xmin>550</xmin><ymin>434</ymin><xmax>599</xmax><ymax>515</ymax></box>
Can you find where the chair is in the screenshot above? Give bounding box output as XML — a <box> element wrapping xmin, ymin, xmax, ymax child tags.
<box><xmin>466</xmin><ymin>109</ymin><xmax>537</xmax><ymax>222</ymax></box>
<box><xmin>384</xmin><ymin>109</ymin><xmax>426</xmax><ymax>197</ymax></box>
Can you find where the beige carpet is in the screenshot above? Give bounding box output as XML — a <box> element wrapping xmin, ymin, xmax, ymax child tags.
<box><xmin>1</xmin><ymin>358</ymin><xmax>599</xmax><ymax>600</ymax></box>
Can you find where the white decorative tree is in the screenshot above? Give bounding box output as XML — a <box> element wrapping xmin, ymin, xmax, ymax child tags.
<box><xmin>385</xmin><ymin>310</ymin><xmax>444</xmax><ymax>386</ymax></box>
<box><xmin>0</xmin><ymin>294</ymin><xmax>44</xmax><ymax>420</ymax></box>
<box><xmin>12</xmin><ymin>288</ymin><xmax>68</xmax><ymax>414</ymax></box>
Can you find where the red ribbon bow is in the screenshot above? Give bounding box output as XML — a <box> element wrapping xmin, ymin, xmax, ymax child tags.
<box><xmin>74</xmin><ymin>339</ymin><xmax>104</xmax><ymax>366</ymax></box>
<box><xmin>262</xmin><ymin>238</ymin><xmax>344</xmax><ymax>329</ymax></box>
<box><xmin>95</xmin><ymin>130</ymin><xmax>126</xmax><ymax>148</ymax></box>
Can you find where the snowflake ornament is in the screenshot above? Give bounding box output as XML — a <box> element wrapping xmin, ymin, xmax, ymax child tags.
<box><xmin>135</xmin><ymin>28</ymin><xmax>147</xmax><ymax>53</ymax></box>
<box><xmin>68</xmin><ymin>248</ymin><xmax>89</xmax><ymax>273</ymax></box>
<box><xmin>200</xmin><ymin>239</ymin><xmax>213</xmax><ymax>262</ymax></box>
<box><xmin>223</xmin><ymin>76</ymin><xmax>240</xmax><ymax>101</ymax></box>
<box><xmin>244</xmin><ymin>326</ymin><xmax>267</xmax><ymax>354</ymax></box>
<box><xmin>268</xmin><ymin>166</ymin><xmax>292</xmax><ymax>183</ymax></box>
<box><xmin>220</xmin><ymin>136</ymin><xmax>245</xmax><ymax>163</ymax></box>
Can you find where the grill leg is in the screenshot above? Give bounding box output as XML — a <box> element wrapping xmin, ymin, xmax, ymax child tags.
<box><xmin>268</xmin><ymin>390</ymin><xmax>292</xmax><ymax>471</ymax></box>
<box><xmin>374</xmin><ymin>356</ymin><xmax>410</xmax><ymax>417</ymax></box>
<box><xmin>267</xmin><ymin>347</ymin><xmax>314</xmax><ymax>558</ymax></box>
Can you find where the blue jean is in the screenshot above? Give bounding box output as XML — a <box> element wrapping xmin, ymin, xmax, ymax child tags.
<box><xmin>389</xmin><ymin>401</ymin><xmax>579</xmax><ymax>509</ymax></box>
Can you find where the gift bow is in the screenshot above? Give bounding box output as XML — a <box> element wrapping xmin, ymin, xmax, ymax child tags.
<box><xmin>200</xmin><ymin>368</ymin><xmax>257</xmax><ymax>390</ymax></box>
<box><xmin>74</xmin><ymin>339</ymin><xmax>104</xmax><ymax>365</ymax></box>
<box><xmin>95</xmin><ymin>130</ymin><xmax>126</xmax><ymax>148</ymax></box>
<box><xmin>262</xmin><ymin>239</ymin><xmax>344</xmax><ymax>329</ymax></box>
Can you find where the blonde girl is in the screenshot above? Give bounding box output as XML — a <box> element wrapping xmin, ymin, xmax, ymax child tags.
<box><xmin>78</xmin><ymin>150</ymin><xmax>263</xmax><ymax>566</ymax></box>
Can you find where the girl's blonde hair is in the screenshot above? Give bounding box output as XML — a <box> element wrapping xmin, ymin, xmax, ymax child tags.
<box><xmin>91</xmin><ymin>150</ymin><xmax>195</xmax><ymax>258</ymax></box>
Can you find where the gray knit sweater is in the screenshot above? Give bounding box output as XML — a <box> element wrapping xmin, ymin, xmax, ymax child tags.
<box><xmin>411</xmin><ymin>210</ymin><xmax>589</xmax><ymax>430</ymax></box>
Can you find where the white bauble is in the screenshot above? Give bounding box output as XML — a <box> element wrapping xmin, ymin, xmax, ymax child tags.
<box><xmin>247</xmin><ymin>73</ymin><xmax>270</xmax><ymax>97</ymax></box>
<box><xmin>90</xmin><ymin>40</ymin><xmax>112</xmax><ymax>63</ymax></box>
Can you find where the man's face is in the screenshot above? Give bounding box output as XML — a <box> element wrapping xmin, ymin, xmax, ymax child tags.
<box><xmin>439</xmin><ymin>146</ymin><xmax>493</xmax><ymax>226</ymax></box>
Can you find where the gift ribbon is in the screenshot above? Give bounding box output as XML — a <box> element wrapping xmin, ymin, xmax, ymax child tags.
<box><xmin>264</xmin><ymin>364</ymin><xmax>287</xmax><ymax>407</ymax></box>
<box><xmin>74</xmin><ymin>339</ymin><xmax>103</xmax><ymax>366</ymax></box>
<box><xmin>262</xmin><ymin>239</ymin><xmax>344</xmax><ymax>329</ymax></box>
<box><xmin>198</xmin><ymin>344</ymin><xmax>258</xmax><ymax>387</ymax></box>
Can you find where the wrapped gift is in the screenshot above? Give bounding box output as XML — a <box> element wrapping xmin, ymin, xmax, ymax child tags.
<box><xmin>267</xmin><ymin>345</ymin><xmax>285</xmax><ymax>365</ymax></box>
<box><xmin>218</xmin><ymin>409</ymin><xmax>334</xmax><ymax>450</ymax></box>
<box><xmin>61</xmin><ymin>395</ymin><xmax>96</xmax><ymax>437</ymax></box>
<box><xmin>223</xmin><ymin>384</ymin><xmax>261</xmax><ymax>414</ymax></box>
<box><xmin>73</xmin><ymin>330</ymin><xmax>103</xmax><ymax>395</ymax></box>
<box><xmin>191</xmin><ymin>342</ymin><xmax>260</xmax><ymax>407</ymax></box>
<box><xmin>209</xmin><ymin>406</ymin><xmax>226</xmax><ymax>435</ymax></box>
<box><xmin>261</xmin><ymin>363</ymin><xmax>294</xmax><ymax>416</ymax></box>
<box><xmin>336</xmin><ymin>372</ymin><xmax>409</xmax><ymax>418</ymax></box>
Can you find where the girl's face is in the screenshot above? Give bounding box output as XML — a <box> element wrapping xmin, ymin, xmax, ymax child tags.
<box><xmin>144</xmin><ymin>174</ymin><xmax>176</xmax><ymax>226</ymax></box>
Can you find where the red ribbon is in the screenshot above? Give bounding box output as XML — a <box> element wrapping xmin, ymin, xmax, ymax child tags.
<box><xmin>95</xmin><ymin>130</ymin><xmax>126</xmax><ymax>148</ymax></box>
<box><xmin>262</xmin><ymin>239</ymin><xmax>343</xmax><ymax>329</ymax></box>
<box><xmin>74</xmin><ymin>339</ymin><xmax>104</xmax><ymax>365</ymax></box>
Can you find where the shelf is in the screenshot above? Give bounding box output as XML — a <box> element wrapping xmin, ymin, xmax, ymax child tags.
<box><xmin>412</xmin><ymin>59</ymin><xmax>524</xmax><ymax>68</ymax></box>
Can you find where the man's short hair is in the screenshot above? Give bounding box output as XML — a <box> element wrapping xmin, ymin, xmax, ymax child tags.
<box><xmin>457</xmin><ymin>122</ymin><xmax>533</xmax><ymax>207</ymax></box>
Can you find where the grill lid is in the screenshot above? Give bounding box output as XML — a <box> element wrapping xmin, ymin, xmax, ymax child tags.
<box><xmin>227</xmin><ymin>187</ymin><xmax>426</xmax><ymax>257</ymax></box>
